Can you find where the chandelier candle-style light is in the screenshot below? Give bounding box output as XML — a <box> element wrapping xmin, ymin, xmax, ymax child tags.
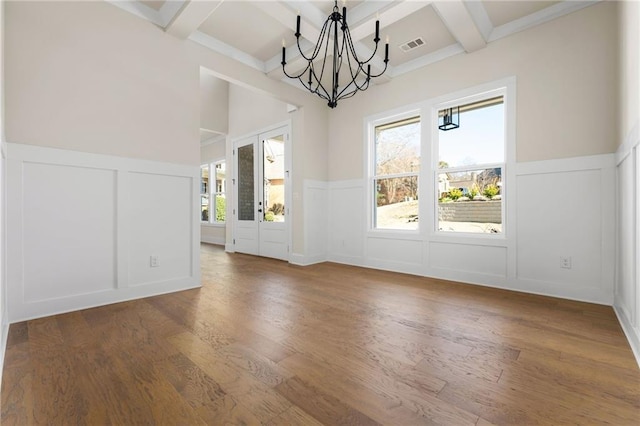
<box><xmin>281</xmin><ymin>0</ymin><xmax>389</xmax><ymax>108</ymax></box>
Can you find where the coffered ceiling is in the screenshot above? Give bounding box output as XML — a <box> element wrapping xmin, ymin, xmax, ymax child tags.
<box><xmin>108</xmin><ymin>0</ymin><xmax>599</xmax><ymax>89</ymax></box>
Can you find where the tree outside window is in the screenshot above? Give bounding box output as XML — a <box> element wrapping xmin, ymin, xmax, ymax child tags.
<box><xmin>373</xmin><ymin>116</ymin><xmax>420</xmax><ymax>230</ymax></box>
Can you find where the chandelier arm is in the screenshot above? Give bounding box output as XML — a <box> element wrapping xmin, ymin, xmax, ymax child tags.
<box><xmin>366</xmin><ymin>61</ymin><xmax>389</xmax><ymax>79</ymax></box>
<box><xmin>332</xmin><ymin>38</ymin><xmax>371</xmax><ymax>101</ymax></box>
<box><xmin>312</xmin><ymin>27</ymin><xmax>334</xmax><ymax>100</ymax></box>
<box><xmin>336</xmin><ymin>72</ymin><xmax>370</xmax><ymax>100</ymax></box>
<box><xmin>310</xmin><ymin>51</ymin><xmax>333</xmax><ymax>102</ymax></box>
<box><xmin>301</xmin><ymin>75</ymin><xmax>329</xmax><ymax>102</ymax></box>
<box><xmin>342</xmin><ymin>20</ymin><xmax>390</xmax><ymax>78</ymax></box>
<box><xmin>344</xmin><ymin>28</ymin><xmax>380</xmax><ymax>66</ymax></box>
<box><xmin>297</xmin><ymin>19</ymin><xmax>332</xmax><ymax>63</ymax></box>
<box><xmin>282</xmin><ymin>61</ymin><xmax>312</xmax><ymax>80</ymax></box>
<box><xmin>341</xmin><ymin>38</ymin><xmax>369</xmax><ymax>89</ymax></box>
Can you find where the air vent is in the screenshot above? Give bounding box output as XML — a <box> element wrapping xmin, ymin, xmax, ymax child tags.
<box><xmin>399</xmin><ymin>37</ymin><xmax>425</xmax><ymax>52</ymax></box>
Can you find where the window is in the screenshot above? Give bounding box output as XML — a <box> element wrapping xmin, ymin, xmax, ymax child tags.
<box><xmin>200</xmin><ymin>160</ymin><xmax>226</xmax><ymax>224</ymax></box>
<box><xmin>372</xmin><ymin>115</ymin><xmax>421</xmax><ymax>230</ymax></box>
<box><xmin>436</xmin><ymin>95</ymin><xmax>505</xmax><ymax>234</ymax></box>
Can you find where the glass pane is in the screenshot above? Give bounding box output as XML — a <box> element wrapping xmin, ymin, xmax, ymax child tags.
<box><xmin>200</xmin><ymin>165</ymin><xmax>209</xmax><ymax>194</ymax></box>
<box><xmin>237</xmin><ymin>144</ymin><xmax>255</xmax><ymax>221</ymax></box>
<box><xmin>214</xmin><ymin>194</ymin><xmax>226</xmax><ymax>222</ymax></box>
<box><xmin>215</xmin><ymin>162</ymin><xmax>226</xmax><ymax>193</ymax></box>
<box><xmin>201</xmin><ymin>194</ymin><xmax>209</xmax><ymax>222</ymax></box>
<box><xmin>438</xmin><ymin>98</ymin><xmax>504</xmax><ymax>169</ymax></box>
<box><xmin>374</xmin><ymin>176</ymin><xmax>418</xmax><ymax>230</ymax></box>
<box><xmin>437</xmin><ymin>168</ymin><xmax>502</xmax><ymax>234</ymax></box>
<box><xmin>375</xmin><ymin>117</ymin><xmax>420</xmax><ymax>176</ymax></box>
<box><xmin>263</xmin><ymin>136</ymin><xmax>285</xmax><ymax>223</ymax></box>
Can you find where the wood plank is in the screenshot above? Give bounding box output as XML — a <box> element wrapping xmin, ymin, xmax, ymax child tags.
<box><xmin>1</xmin><ymin>243</ymin><xmax>638</xmax><ymax>424</ymax></box>
<box><xmin>265</xmin><ymin>405</ymin><xmax>324</xmax><ymax>426</ymax></box>
<box><xmin>279</xmin><ymin>352</ymin><xmax>435</xmax><ymax>425</ymax></box>
<box><xmin>0</xmin><ymin>343</ymin><xmax>33</xmax><ymax>426</ymax></box>
<box><xmin>275</xmin><ymin>376</ymin><xmax>381</xmax><ymax>425</ymax></box>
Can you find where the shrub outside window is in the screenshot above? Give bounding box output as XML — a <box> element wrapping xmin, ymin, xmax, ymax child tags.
<box><xmin>373</xmin><ymin>116</ymin><xmax>421</xmax><ymax>230</ymax></box>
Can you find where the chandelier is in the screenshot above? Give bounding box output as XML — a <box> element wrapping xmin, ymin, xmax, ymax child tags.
<box><xmin>281</xmin><ymin>1</ymin><xmax>389</xmax><ymax>108</ymax></box>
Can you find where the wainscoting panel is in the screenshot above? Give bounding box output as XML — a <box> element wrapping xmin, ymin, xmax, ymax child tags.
<box><xmin>300</xmin><ymin>180</ymin><xmax>328</xmax><ymax>265</ymax></box>
<box><xmin>323</xmin><ymin>154</ymin><xmax>615</xmax><ymax>305</ymax></box>
<box><xmin>22</xmin><ymin>162</ymin><xmax>117</xmax><ymax>301</ymax></box>
<box><xmin>366</xmin><ymin>236</ymin><xmax>423</xmax><ymax>275</ymax></box>
<box><xmin>127</xmin><ymin>171</ymin><xmax>193</xmax><ymax>286</ymax></box>
<box><xmin>201</xmin><ymin>225</ymin><xmax>225</xmax><ymax>246</ymax></box>
<box><xmin>6</xmin><ymin>143</ymin><xmax>201</xmax><ymax>322</ymax></box>
<box><xmin>429</xmin><ymin>241</ymin><xmax>507</xmax><ymax>279</ymax></box>
<box><xmin>327</xmin><ymin>180</ymin><xmax>365</xmax><ymax>265</ymax></box>
<box><xmin>516</xmin><ymin>169</ymin><xmax>604</xmax><ymax>288</ymax></box>
<box><xmin>615</xmin><ymin>122</ymin><xmax>640</xmax><ymax>367</ymax></box>
<box><xmin>514</xmin><ymin>156</ymin><xmax>616</xmax><ymax>304</ymax></box>
<box><xmin>0</xmin><ymin>142</ymin><xmax>7</xmax><ymax>380</ymax></box>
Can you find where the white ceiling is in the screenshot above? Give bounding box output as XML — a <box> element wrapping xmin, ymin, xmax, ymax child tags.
<box><xmin>109</xmin><ymin>0</ymin><xmax>598</xmax><ymax>92</ymax></box>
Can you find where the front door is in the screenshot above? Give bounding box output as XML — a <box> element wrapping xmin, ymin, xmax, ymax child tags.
<box><xmin>233</xmin><ymin>126</ymin><xmax>289</xmax><ymax>261</ymax></box>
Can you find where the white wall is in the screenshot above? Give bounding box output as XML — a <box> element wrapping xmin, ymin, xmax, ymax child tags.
<box><xmin>1</xmin><ymin>0</ymin><xmax>331</xmax><ymax>330</ymax></box>
<box><xmin>201</xmin><ymin>137</ymin><xmax>226</xmax><ymax>245</ymax></box>
<box><xmin>227</xmin><ymin>84</ymin><xmax>292</xmax><ymax>140</ymax></box>
<box><xmin>327</xmin><ymin>1</ymin><xmax>618</xmax><ymax>181</ymax></box>
<box><xmin>317</xmin><ymin>2</ymin><xmax>620</xmax><ymax>306</ymax></box>
<box><xmin>0</xmin><ymin>0</ymin><xmax>7</xmax><ymax>385</ymax></box>
<box><xmin>3</xmin><ymin>1</ymin><xmax>203</xmax><ymax>323</ymax></box>
<box><xmin>327</xmin><ymin>154</ymin><xmax>616</xmax><ymax>304</ymax></box>
<box><xmin>5</xmin><ymin>143</ymin><xmax>200</xmax><ymax>322</ymax></box>
<box><xmin>614</xmin><ymin>0</ymin><xmax>640</xmax><ymax>367</ymax></box>
<box><xmin>200</xmin><ymin>71</ymin><xmax>228</xmax><ymax>135</ymax></box>
<box><xmin>4</xmin><ymin>1</ymin><xmax>200</xmax><ymax>165</ymax></box>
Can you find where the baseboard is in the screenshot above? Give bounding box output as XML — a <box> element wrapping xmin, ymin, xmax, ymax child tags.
<box><xmin>614</xmin><ymin>305</ymin><xmax>640</xmax><ymax>369</ymax></box>
<box><xmin>289</xmin><ymin>253</ymin><xmax>327</xmax><ymax>266</ymax></box>
<box><xmin>225</xmin><ymin>243</ymin><xmax>235</xmax><ymax>253</ymax></box>
<box><xmin>0</xmin><ymin>319</ymin><xmax>9</xmax><ymax>393</ymax></box>
<box><xmin>9</xmin><ymin>279</ymin><xmax>201</xmax><ymax>323</ymax></box>
<box><xmin>327</xmin><ymin>254</ymin><xmax>365</xmax><ymax>267</ymax></box>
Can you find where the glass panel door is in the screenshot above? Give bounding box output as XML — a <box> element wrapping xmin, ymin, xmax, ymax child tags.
<box><xmin>262</xmin><ymin>135</ymin><xmax>285</xmax><ymax>223</ymax></box>
<box><xmin>237</xmin><ymin>144</ymin><xmax>255</xmax><ymax>221</ymax></box>
<box><xmin>234</xmin><ymin>137</ymin><xmax>259</xmax><ymax>256</ymax></box>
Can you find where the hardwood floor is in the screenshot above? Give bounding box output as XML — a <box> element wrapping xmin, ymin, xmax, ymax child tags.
<box><xmin>2</xmin><ymin>243</ymin><xmax>639</xmax><ymax>425</ymax></box>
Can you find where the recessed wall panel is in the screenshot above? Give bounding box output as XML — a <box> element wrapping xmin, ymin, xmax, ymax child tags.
<box><xmin>429</xmin><ymin>242</ymin><xmax>507</xmax><ymax>277</ymax></box>
<box><xmin>22</xmin><ymin>162</ymin><xmax>116</xmax><ymax>302</ymax></box>
<box><xmin>128</xmin><ymin>172</ymin><xmax>192</xmax><ymax>286</ymax></box>
<box><xmin>368</xmin><ymin>237</ymin><xmax>423</xmax><ymax>265</ymax></box>
<box><xmin>516</xmin><ymin>170</ymin><xmax>602</xmax><ymax>287</ymax></box>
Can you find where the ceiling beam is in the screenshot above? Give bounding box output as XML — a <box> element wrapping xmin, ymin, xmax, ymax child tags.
<box><xmin>165</xmin><ymin>0</ymin><xmax>224</xmax><ymax>39</ymax></box>
<box><xmin>432</xmin><ymin>0</ymin><xmax>486</xmax><ymax>53</ymax></box>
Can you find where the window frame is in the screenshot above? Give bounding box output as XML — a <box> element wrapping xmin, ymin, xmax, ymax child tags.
<box><xmin>367</xmin><ymin>107</ymin><xmax>422</xmax><ymax>235</ymax></box>
<box><xmin>365</xmin><ymin>77</ymin><xmax>516</xmax><ymax>241</ymax></box>
<box><xmin>429</xmin><ymin>80</ymin><xmax>515</xmax><ymax>240</ymax></box>
<box><xmin>200</xmin><ymin>158</ymin><xmax>226</xmax><ymax>226</ymax></box>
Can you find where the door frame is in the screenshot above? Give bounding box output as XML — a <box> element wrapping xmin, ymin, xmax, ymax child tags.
<box><xmin>230</xmin><ymin>120</ymin><xmax>292</xmax><ymax>261</ymax></box>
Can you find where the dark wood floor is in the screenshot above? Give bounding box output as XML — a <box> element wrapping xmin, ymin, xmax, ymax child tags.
<box><xmin>2</xmin><ymin>243</ymin><xmax>639</xmax><ymax>425</ymax></box>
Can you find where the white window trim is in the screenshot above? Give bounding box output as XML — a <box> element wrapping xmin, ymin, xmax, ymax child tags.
<box><xmin>366</xmin><ymin>107</ymin><xmax>422</xmax><ymax>236</ymax></box>
<box><xmin>364</xmin><ymin>76</ymin><xmax>516</xmax><ymax>242</ymax></box>
<box><xmin>200</xmin><ymin>157</ymin><xmax>226</xmax><ymax>226</ymax></box>
<box><xmin>429</xmin><ymin>77</ymin><xmax>516</xmax><ymax>242</ymax></box>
